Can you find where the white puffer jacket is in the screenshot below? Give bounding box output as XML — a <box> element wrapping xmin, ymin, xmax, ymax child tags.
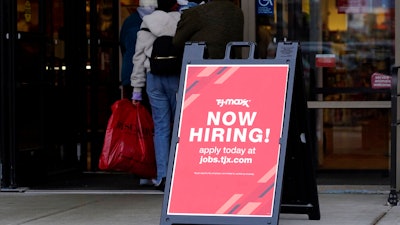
<box><xmin>130</xmin><ymin>10</ymin><xmax>181</xmax><ymax>93</ymax></box>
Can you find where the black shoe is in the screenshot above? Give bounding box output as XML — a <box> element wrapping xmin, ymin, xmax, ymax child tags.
<box><xmin>154</xmin><ymin>177</ymin><xmax>166</xmax><ymax>192</ymax></box>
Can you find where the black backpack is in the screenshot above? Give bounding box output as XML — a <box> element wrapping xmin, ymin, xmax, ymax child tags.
<box><xmin>141</xmin><ymin>28</ymin><xmax>182</xmax><ymax>76</ymax></box>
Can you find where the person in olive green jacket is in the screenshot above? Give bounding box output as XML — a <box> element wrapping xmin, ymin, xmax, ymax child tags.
<box><xmin>173</xmin><ymin>0</ymin><xmax>244</xmax><ymax>59</ymax></box>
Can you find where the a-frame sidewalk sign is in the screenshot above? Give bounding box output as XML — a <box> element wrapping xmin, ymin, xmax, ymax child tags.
<box><xmin>160</xmin><ymin>41</ymin><xmax>320</xmax><ymax>225</ymax></box>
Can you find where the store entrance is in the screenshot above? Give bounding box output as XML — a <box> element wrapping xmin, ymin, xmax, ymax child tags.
<box><xmin>0</xmin><ymin>0</ymin><xmax>121</xmax><ymax>189</ymax></box>
<box><xmin>2</xmin><ymin>0</ymin><xmax>394</xmax><ymax>190</ymax></box>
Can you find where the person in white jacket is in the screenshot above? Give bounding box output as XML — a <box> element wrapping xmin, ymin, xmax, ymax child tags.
<box><xmin>130</xmin><ymin>0</ymin><xmax>180</xmax><ymax>191</ymax></box>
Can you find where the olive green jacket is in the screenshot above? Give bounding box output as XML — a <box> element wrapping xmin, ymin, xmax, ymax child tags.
<box><xmin>173</xmin><ymin>0</ymin><xmax>244</xmax><ymax>59</ymax></box>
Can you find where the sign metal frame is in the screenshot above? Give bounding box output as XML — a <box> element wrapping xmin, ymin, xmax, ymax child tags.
<box><xmin>160</xmin><ymin>42</ymin><xmax>320</xmax><ymax>225</ymax></box>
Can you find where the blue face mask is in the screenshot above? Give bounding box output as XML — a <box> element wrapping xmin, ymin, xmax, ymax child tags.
<box><xmin>179</xmin><ymin>1</ymin><xmax>206</xmax><ymax>12</ymax></box>
<box><xmin>179</xmin><ymin>2</ymin><xmax>198</xmax><ymax>11</ymax></box>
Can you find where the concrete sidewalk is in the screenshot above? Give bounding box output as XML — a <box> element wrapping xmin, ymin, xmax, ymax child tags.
<box><xmin>0</xmin><ymin>185</ymin><xmax>399</xmax><ymax>225</ymax></box>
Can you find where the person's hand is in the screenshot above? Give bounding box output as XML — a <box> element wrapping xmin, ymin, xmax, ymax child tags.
<box><xmin>132</xmin><ymin>99</ymin><xmax>140</xmax><ymax>105</ymax></box>
<box><xmin>131</xmin><ymin>91</ymin><xmax>142</xmax><ymax>105</ymax></box>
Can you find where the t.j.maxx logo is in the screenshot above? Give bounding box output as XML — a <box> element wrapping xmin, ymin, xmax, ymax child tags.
<box><xmin>216</xmin><ymin>99</ymin><xmax>250</xmax><ymax>108</ymax></box>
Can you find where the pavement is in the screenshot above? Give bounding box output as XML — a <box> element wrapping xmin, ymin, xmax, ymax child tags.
<box><xmin>1</xmin><ymin>185</ymin><xmax>400</xmax><ymax>225</ymax></box>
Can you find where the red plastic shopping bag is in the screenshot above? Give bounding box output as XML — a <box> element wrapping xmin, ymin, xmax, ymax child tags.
<box><xmin>99</xmin><ymin>99</ymin><xmax>156</xmax><ymax>178</ymax></box>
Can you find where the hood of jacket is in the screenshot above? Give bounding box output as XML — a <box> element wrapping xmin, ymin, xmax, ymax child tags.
<box><xmin>141</xmin><ymin>10</ymin><xmax>181</xmax><ymax>37</ymax></box>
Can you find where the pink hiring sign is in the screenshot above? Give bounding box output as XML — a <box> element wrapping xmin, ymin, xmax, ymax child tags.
<box><xmin>371</xmin><ymin>72</ymin><xmax>391</xmax><ymax>89</ymax></box>
<box><xmin>167</xmin><ymin>64</ymin><xmax>289</xmax><ymax>217</ymax></box>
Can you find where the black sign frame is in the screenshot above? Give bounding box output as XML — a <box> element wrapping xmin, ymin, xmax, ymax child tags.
<box><xmin>159</xmin><ymin>41</ymin><xmax>320</xmax><ymax>225</ymax></box>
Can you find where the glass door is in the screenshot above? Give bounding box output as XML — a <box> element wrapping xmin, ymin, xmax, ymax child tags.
<box><xmin>84</xmin><ymin>0</ymin><xmax>120</xmax><ymax>171</ymax></box>
<box><xmin>1</xmin><ymin>0</ymin><xmax>121</xmax><ymax>188</ymax></box>
<box><xmin>0</xmin><ymin>0</ymin><xmax>18</xmax><ymax>188</ymax></box>
<box><xmin>305</xmin><ymin>0</ymin><xmax>394</xmax><ymax>170</ymax></box>
<box><xmin>0</xmin><ymin>0</ymin><xmax>88</xmax><ymax>188</ymax></box>
<box><xmin>1</xmin><ymin>0</ymin><xmax>49</xmax><ymax>187</ymax></box>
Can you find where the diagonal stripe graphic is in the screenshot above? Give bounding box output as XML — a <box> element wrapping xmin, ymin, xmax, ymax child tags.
<box><xmin>237</xmin><ymin>202</ymin><xmax>262</xmax><ymax>215</ymax></box>
<box><xmin>183</xmin><ymin>94</ymin><xmax>200</xmax><ymax>110</ymax></box>
<box><xmin>185</xmin><ymin>80</ymin><xmax>199</xmax><ymax>94</ymax></box>
<box><xmin>216</xmin><ymin>67</ymin><xmax>228</xmax><ymax>75</ymax></box>
<box><xmin>258</xmin><ymin>165</ymin><xmax>277</xmax><ymax>183</ymax></box>
<box><xmin>197</xmin><ymin>67</ymin><xmax>219</xmax><ymax>77</ymax></box>
<box><xmin>215</xmin><ymin>194</ymin><xmax>243</xmax><ymax>214</ymax></box>
<box><xmin>214</xmin><ymin>67</ymin><xmax>240</xmax><ymax>84</ymax></box>
<box><xmin>259</xmin><ymin>182</ymin><xmax>275</xmax><ymax>198</ymax></box>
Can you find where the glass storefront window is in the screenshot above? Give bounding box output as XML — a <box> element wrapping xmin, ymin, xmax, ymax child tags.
<box><xmin>316</xmin><ymin>0</ymin><xmax>394</xmax><ymax>170</ymax></box>
<box><xmin>255</xmin><ymin>0</ymin><xmax>395</xmax><ymax>170</ymax></box>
